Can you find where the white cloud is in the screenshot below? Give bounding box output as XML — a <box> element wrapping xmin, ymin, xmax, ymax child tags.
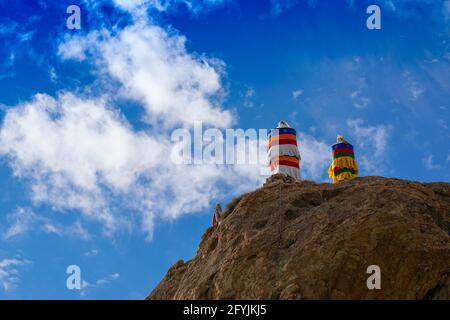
<box><xmin>80</xmin><ymin>272</ymin><xmax>120</xmax><ymax>297</ymax></box>
<box><xmin>18</xmin><ymin>30</ymin><xmax>35</xmax><ymax>42</ymax></box>
<box><xmin>0</xmin><ymin>92</ymin><xmax>165</xmax><ymax>236</ymax></box>
<box><xmin>409</xmin><ymin>81</ymin><xmax>425</xmax><ymax>101</ymax></box>
<box><xmin>350</xmin><ymin>77</ymin><xmax>370</xmax><ymax>109</ymax></box>
<box><xmin>299</xmin><ymin>133</ymin><xmax>330</xmax><ymax>181</ymax></box>
<box><xmin>59</xmin><ymin>21</ymin><xmax>232</xmax><ymax>129</ymax></box>
<box><xmin>48</xmin><ymin>66</ymin><xmax>57</xmax><ymax>83</ymax></box>
<box><xmin>423</xmin><ymin>154</ymin><xmax>441</xmax><ymax>170</ymax></box>
<box><xmin>347</xmin><ymin>119</ymin><xmax>389</xmax><ymax>157</ymax></box>
<box><xmin>350</xmin><ymin>90</ymin><xmax>370</xmax><ymax>109</ymax></box>
<box><xmin>67</xmin><ymin>221</ymin><xmax>91</xmax><ymax>240</ymax></box>
<box><xmin>0</xmin><ymin>258</ymin><xmax>31</xmax><ymax>292</ymax></box>
<box><xmin>83</xmin><ymin>249</ymin><xmax>99</xmax><ymax>257</ymax></box>
<box><xmin>445</xmin><ymin>0</ymin><xmax>450</xmax><ymax>21</ymax></box>
<box><xmin>0</xmin><ymin>91</ymin><xmax>263</xmax><ymax>238</ymax></box>
<box><xmin>1</xmin><ymin>15</ymin><xmax>264</xmax><ymax>240</ymax></box>
<box><xmin>2</xmin><ymin>207</ymin><xmax>90</xmax><ymax>240</ymax></box>
<box><xmin>292</xmin><ymin>89</ymin><xmax>303</xmax><ymax>101</ymax></box>
<box><xmin>96</xmin><ymin>272</ymin><xmax>120</xmax><ymax>286</ymax></box>
<box><xmin>381</xmin><ymin>0</ymin><xmax>450</xmax><ymax>22</ymax></box>
<box><xmin>243</xmin><ymin>87</ymin><xmax>255</xmax><ymax>108</ymax></box>
<box><xmin>113</xmin><ymin>0</ymin><xmax>150</xmax><ymax>11</ymax></box>
<box><xmin>110</xmin><ymin>0</ymin><xmax>229</xmax><ymax>14</ymax></box>
<box><xmin>3</xmin><ymin>208</ymin><xmax>36</xmax><ymax>239</ymax></box>
<box><xmin>347</xmin><ymin>119</ymin><xmax>391</xmax><ymax>175</ymax></box>
<box><xmin>57</xmin><ymin>31</ymin><xmax>103</xmax><ymax>61</ymax></box>
<box><xmin>381</xmin><ymin>0</ymin><xmax>396</xmax><ymax>11</ymax></box>
<box><xmin>270</xmin><ymin>0</ymin><xmax>298</xmax><ymax>16</ymax></box>
<box><xmin>437</xmin><ymin>119</ymin><xmax>448</xmax><ymax>129</ymax></box>
<box><xmin>0</xmin><ymin>21</ymin><xmax>18</xmax><ymax>35</ymax></box>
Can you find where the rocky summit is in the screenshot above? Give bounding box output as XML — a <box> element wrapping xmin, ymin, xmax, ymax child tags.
<box><xmin>148</xmin><ymin>175</ymin><xmax>449</xmax><ymax>300</ymax></box>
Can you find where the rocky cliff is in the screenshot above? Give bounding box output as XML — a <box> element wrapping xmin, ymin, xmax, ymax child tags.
<box><xmin>148</xmin><ymin>175</ymin><xmax>450</xmax><ymax>300</ymax></box>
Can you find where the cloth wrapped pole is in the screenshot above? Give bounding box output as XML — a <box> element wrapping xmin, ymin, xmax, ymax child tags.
<box><xmin>267</xmin><ymin>125</ymin><xmax>301</xmax><ymax>180</ymax></box>
<box><xmin>327</xmin><ymin>141</ymin><xmax>358</xmax><ymax>183</ymax></box>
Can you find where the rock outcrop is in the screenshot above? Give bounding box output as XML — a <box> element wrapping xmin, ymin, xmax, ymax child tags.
<box><xmin>148</xmin><ymin>175</ymin><xmax>450</xmax><ymax>300</ymax></box>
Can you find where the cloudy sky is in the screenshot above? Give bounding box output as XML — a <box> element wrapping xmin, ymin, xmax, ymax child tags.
<box><xmin>0</xmin><ymin>0</ymin><xmax>449</xmax><ymax>299</ymax></box>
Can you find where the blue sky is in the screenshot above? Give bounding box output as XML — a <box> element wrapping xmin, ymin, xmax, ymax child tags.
<box><xmin>0</xmin><ymin>0</ymin><xmax>449</xmax><ymax>299</ymax></box>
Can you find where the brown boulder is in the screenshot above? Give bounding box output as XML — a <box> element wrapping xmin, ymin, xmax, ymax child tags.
<box><xmin>148</xmin><ymin>175</ymin><xmax>449</xmax><ymax>300</ymax></box>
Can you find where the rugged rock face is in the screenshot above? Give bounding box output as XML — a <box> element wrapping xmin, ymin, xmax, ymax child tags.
<box><xmin>148</xmin><ymin>175</ymin><xmax>450</xmax><ymax>300</ymax></box>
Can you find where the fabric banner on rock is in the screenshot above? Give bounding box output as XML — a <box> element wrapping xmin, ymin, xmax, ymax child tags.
<box><xmin>327</xmin><ymin>142</ymin><xmax>359</xmax><ymax>183</ymax></box>
<box><xmin>267</xmin><ymin>126</ymin><xmax>301</xmax><ymax>180</ymax></box>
